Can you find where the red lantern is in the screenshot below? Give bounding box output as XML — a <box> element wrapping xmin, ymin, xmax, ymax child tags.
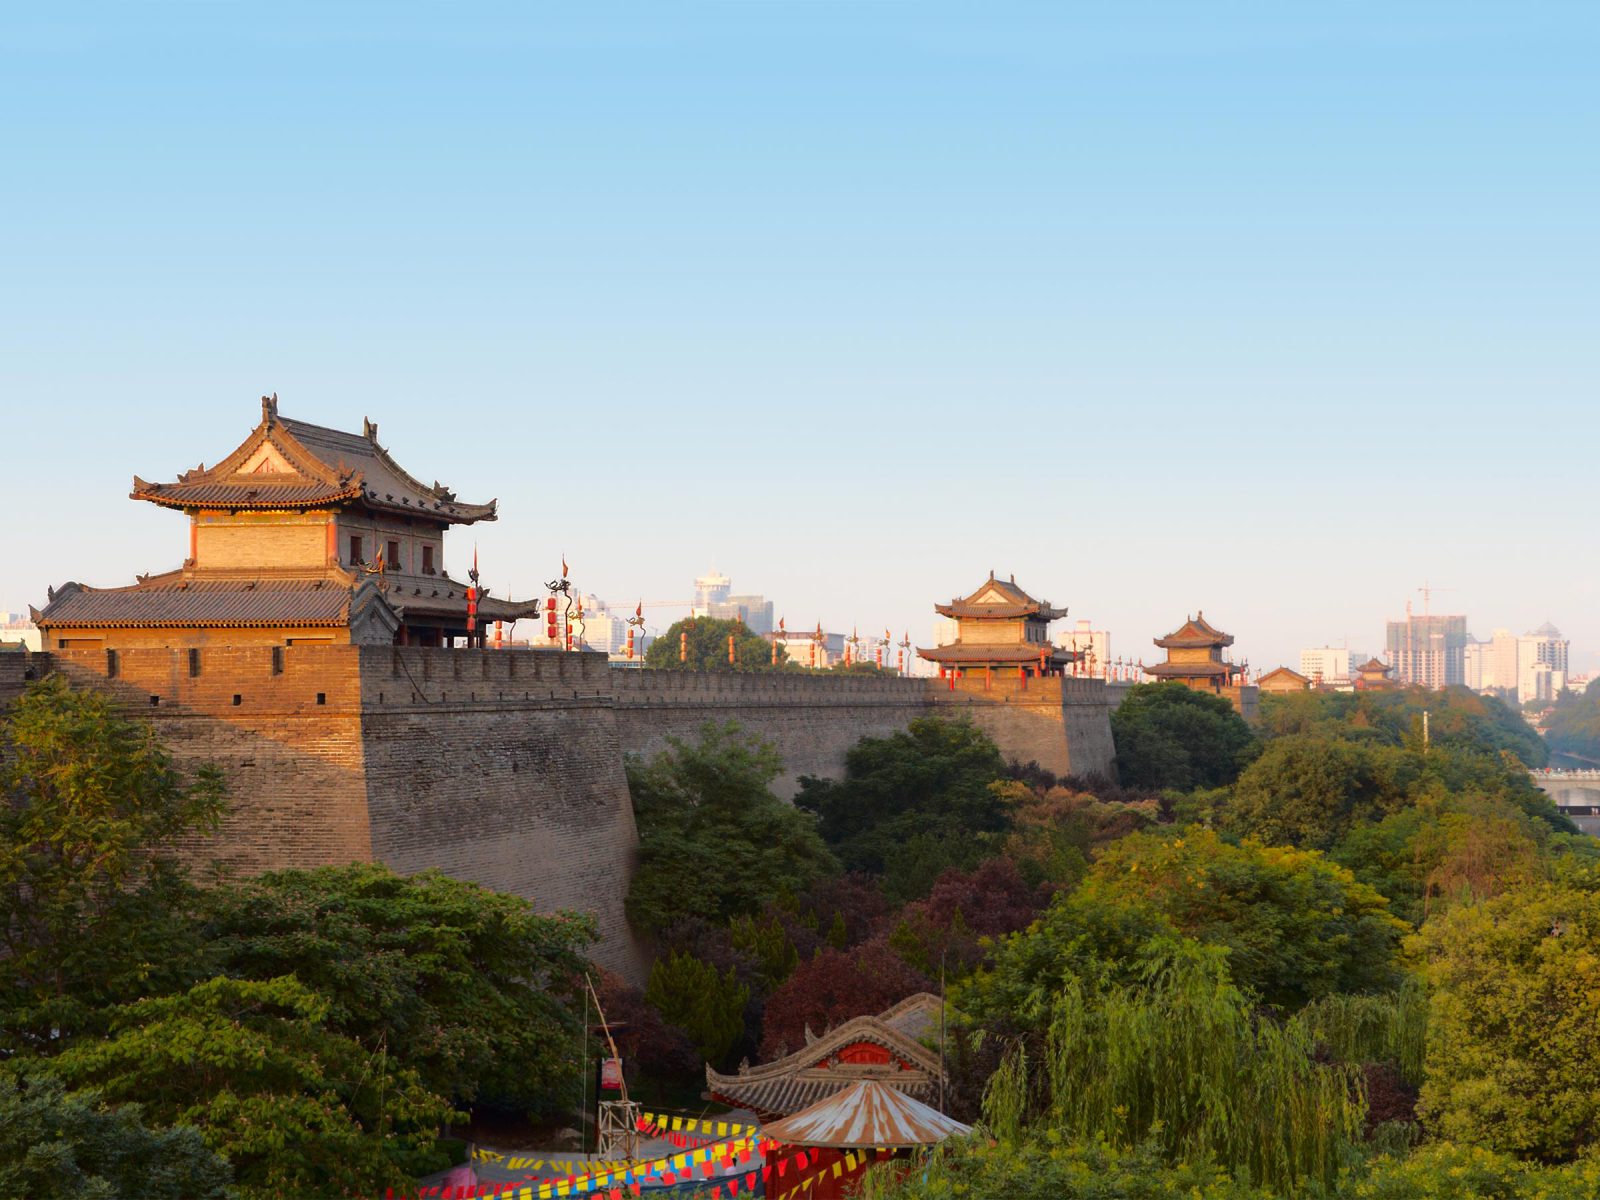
<box><xmin>546</xmin><ymin>596</ymin><xmax>557</xmax><ymax>642</ymax></box>
<box><xmin>728</xmin><ymin>634</ymin><xmax>736</xmax><ymax>665</ymax></box>
<box><xmin>680</xmin><ymin>630</ymin><xmax>688</xmax><ymax>662</ymax></box>
<box><xmin>627</xmin><ymin>627</ymin><xmax>635</xmax><ymax>660</ymax></box>
<box><xmin>494</xmin><ymin>620</ymin><xmax>503</xmax><ymax>649</ymax></box>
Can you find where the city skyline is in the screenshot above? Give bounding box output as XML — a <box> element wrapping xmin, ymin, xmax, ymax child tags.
<box><xmin>4</xmin><ymin>6</ymin><xmax>1596</xmax><ymax>675</ymax></box>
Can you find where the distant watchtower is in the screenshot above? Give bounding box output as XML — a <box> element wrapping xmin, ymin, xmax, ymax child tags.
<box><xmin>917</xmin><ymin>572</ymin><xmax>1076</xmax><ymax>676</ymax></box>
<box><xmin>1145</xmin><ymin>612</ymin><xmax>1259</xmax><ymax>721</ymax></box>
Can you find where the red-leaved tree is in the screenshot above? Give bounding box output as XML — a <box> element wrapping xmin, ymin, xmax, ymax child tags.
<box><xmin>759</xmin><ymin>938</ymin><xmax>930</xmax><ymax>1059</ymax></box>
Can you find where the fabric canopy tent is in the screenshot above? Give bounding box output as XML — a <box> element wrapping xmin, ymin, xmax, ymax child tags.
<box><xmin>760</xmin><ymin>1080</ymin><xmax>971</xmax><ymax>1150</ymax></box>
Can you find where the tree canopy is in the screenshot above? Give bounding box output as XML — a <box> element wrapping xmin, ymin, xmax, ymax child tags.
<box><xmin>796</xmin><ymin>716</ymin><xmax>1010</xmax><ymax>900</ymax></box>
<box><xmin>625</xmin><ymin>722</ymin><xmax>837</xmax><ymax>934</ymax></box>
<box><xmin>643</xmin><ymin>617</ymin><xmax>786</xmax><ymax>671</ymax></box>
<box><xmin>0</xmin><ymin>675</ymin><xmax>227</xmax><ymax>1051</ymax></box>
<box><xmin>195</xmin><ymin>864</ymin><xmax>594</xmax><ymax>1112</ymax></box>
<box><xmin>1110</xmin><ymin>683</ymin><xmax>1257</xmax><ymax>791</ymax></box>
<box><xmin>1415</xmin><ymin>881</ymin><xmax>1600</xmax><ymax>1162</ymax></box>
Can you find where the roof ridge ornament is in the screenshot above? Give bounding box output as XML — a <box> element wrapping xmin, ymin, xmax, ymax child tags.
<box><xmin>261</xmin><ymin>393</ymin><xmax>278</xmax><ymax>424</ymax></box>
<box><xmin>362</xmin><ymin>416</ymin><xmax>378</xmax><ymax>441</ymax></box>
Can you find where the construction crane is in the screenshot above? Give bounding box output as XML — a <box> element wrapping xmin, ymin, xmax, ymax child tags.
<box><xmin>1416</xmin><ymin>581</ymin><xmax>1456</xmax><ymax>616</ymax></box>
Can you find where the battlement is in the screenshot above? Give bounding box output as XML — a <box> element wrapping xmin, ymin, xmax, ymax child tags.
<box><xmin>611</xmin><ymin>669</ymin><xmax>928</xmax><ymax>707</ymax></box>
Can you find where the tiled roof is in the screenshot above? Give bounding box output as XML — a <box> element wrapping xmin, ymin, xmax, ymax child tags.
<box><xmin>1357</xmin><ymin>657</ymin><xmax>1391</xmax><ymax>673</ymax></box>
<box><xmin>35</xmin><ymin>577</ymin><xmax>357</xmax><ymax>628</ymax></box>
<box><xmin>705</xmin><ymin>1001</ymin><xmax>944</xmax><ymax>1120</ymax></box>
<box><xmin>1153</xmin><ymin>612</ymin><xmax>1234</xmax><ymax>649</ymax></box>
<box><xmin>1258</xmin><ymin>666</ymin><xmax>1310</xmax><ymax>684</ymax></box>
<box><xmin>1146</xmin><ymin>661</ymin><xmax>1233</xmax><ymax>677</ymax></box>
<box><xmin>131</xmin><ymin>398</ymin><xmax>497</xmax><ymax>525</ymax></box>
<box><xmin>916</xmin><ymin>644</ymin><xmax>1076</xmax><ymax>664</ymax></box>
<box><xmin>935</xmin><ymin>574</ymin><xmax>1067</xmax><ymax>622</ymax></box>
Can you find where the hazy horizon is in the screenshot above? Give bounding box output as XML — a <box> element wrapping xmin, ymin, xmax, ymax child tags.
<box><xmin>4</xmin><ymin>5</ymin><xmax>1596</xmax><ymax>674</ymax></box>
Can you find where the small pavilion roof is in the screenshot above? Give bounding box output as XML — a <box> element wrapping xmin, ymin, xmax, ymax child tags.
<box><xmin>705</xmin><ymin>995</ymin><xmax>944</xmax><ymax>1120</ymax></box>
<box><xmin>1146</xmin><ymin>660</ymin><xmax>1233</xmax><ymax>678</ymax></box>
<box><xmin>1153</xmin><ymin>612</ymin><xmax>1234</xmax><ymax>649</ymax></box>
<box><xmin>934</xmin><ymin>573</ymin><xmax>1066</xmax><ymax>622</ymax></box>
<box><xmin>761</xmin><ymin>1080</ymin><xmax>970</xmax><ymax>1150</ymax></box>
<box><xmin>1258</xmin><ymin>666</ymin><xmax>1311</xmax><ymax>686</ymax></box>
<box><xmin>131</xmin><ymin>396</ymin><xmax>497</xmax><ymax>525</ymax></box>
<box><xmin>1357</xmin><ymin>657</ymin><xmax>1391</xmax><ymax>674</ymax></box>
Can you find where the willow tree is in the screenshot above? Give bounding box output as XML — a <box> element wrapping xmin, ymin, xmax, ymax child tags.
<box><xmin>983</xmin><ymin>942</ymin><xmax>1366</xmax><ymax>1195</ymax></box>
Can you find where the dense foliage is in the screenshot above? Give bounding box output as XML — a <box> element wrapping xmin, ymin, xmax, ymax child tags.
<box><xmin>7</xmin><ymin>659</ymin><xmax>1598</xmax><ymax>1198</ymax></box>
<box><xmin>0</xmin><ymin>675</ymin><xmax>227</xmax><ymax>1050</ymax></box>
<box><xmin>1110</xmin><ymin>682</ymin><xmax>1257</xmax><ymax>790</ymax></box>
<box><xmin>1543</xmin><ymin>683</ymin><xmax>1600</xmax><ymax>763</ymax></box>
<box><xmin>1414</xmin><ymin>880</ymin><xmax>1600</xmax><ymax>1162</ymax></box>
<box><xmin>625</xmin><ymin>722</ymin><xmax>837</xmax><ymax>933</ymax></box>
<box><xmin>796</xmin><ymin>717</ymin><xmax>1011</xmax><ymax>901</ymax></box>
<box><xmin>196</xmin><ymin>864</ymin><xmax>594</xmax><ymax>1112</ymax></box>
<box><xmin>0</xmin><ymin>677</ymin><xmax>596</xmax><ymax>1199</ymax></box>
<box><xmin>0</xmin><ymin>1075</ymin><xmax>233</xmax><ymax>1200</ymax></box>
<box><xmin>1080</xmin><ymin>829</ymin><xmax>1408</xmax><ymax>1007</ymax></box>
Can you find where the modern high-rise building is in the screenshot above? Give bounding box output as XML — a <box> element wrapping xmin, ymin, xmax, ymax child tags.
<box><xmin>714</xmin><ymin>594</ymin><xmax>774</xmax><ymax>635</ymax></box>
<box><xmin>1299</xmin><ymin>646</ymin><xmax>1354</xmax><ymax>685</ymax></box>
<box><xmin>692</xmin><ymin>570</ymin><xmax>732</xmax><ymax>615</ymax></box>
<box><xmin>1385</xmin><ymin>612</ymin><xmax>1469</xmax><ymax>689</ymax></box>
<box><xmin>1517</xmin><ymin>623</ymin><xmax>1569</xmax><ymax>704</ymax></box>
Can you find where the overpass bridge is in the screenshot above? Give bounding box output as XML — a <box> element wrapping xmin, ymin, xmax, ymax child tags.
<box><xmin>1530</xmin><ymin>770</ymin><xmax>1600</xmax><ymax>836</ymax></box>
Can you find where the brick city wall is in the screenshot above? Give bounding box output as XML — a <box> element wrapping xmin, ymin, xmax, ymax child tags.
<box><xmin>611</xmin><ymin>671</ymin><xmax>935</xmax><ymax>796</ymax></box>
<box><xmin>927</xmin><ymin>674</ymin><xmax>1117</xmax><ymax>780</ymax></box>
<box><xmin>2</xmin><ymin>647</ymin><xmax>1117</xmax><ymax>976</ymax></box>
<box><xmin>613</xmin><ymin>669</ymin><xmax>1117</xmax><ymax>790</ymax></box>
<box><xmin>10</xmin><ymin>646</ymin><xmax>647</xmax><ymax>976</ymax></box>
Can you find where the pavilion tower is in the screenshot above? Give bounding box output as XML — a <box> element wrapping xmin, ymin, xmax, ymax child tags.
<box><xmin>916</xmin><ymin>572</ymin><xmax>1075</xmax><ymax>676</ymax></box>
<box><xmin>34</xmin><ymin>395</ymin><xmax>539</xmax><ymax>650</ymax></box>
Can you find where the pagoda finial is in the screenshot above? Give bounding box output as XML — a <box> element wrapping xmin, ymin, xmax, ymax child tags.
<box><xmin>261</xmin><ymin>393</ymin><xmax>278</xmax><ymax>423</ymax></box>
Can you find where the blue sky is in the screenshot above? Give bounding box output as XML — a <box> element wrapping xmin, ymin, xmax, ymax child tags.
<box><xmin>3</xmin><ymin>4</ymin><xmax>1596</xmax><ymax>672</ymax></box>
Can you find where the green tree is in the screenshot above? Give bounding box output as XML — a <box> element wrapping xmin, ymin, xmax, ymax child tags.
<box><xmin>1080</xmin><ymin>829</ymin><xmax>1408</xmax><ymax>1008</ymax></box>
<box><xmin>1332</xmin><ymin>796</ymin><xmax>1550</xmax><ymax>926</ymax></box>
<box><xmin>0</xmin><ymin>1074</ymin><xmax>233</xmax><ymax>1200</ymax></box>
<box><xmin>644</xmin><ymin>951</ymin><xmax>749</xmax><ymax>1067</ymax></box>
<box><xmin>0</xmin><ymin>675</ymin><xmax>226</xmax><ymax>1051</ymax></box>
<box><xmin>1226</xmin><ymin>736</ymin><xmax>1418</xmax><ymax>850</ymax></box>
<box><xmin>1544</xmin><ymin>684</ymin><xmax>1600</xmax><ymax>763</ymax></box>
<box><xmin>1257</xmin><ymin>686</ymin><xmax>1547</xmax><ymax>768</ymax></box>
<box><xmin>1415</xmin><ymin>881</ymin><xmax>1600</xmax><ymax>1162</ymax></box>
<box><xmin>196</xmin><ymin>864</ymin><xmax>594</xmax><ymax>1112</ymax></box>
<box><xmin>1350</xmin><ymin>1142</ymin><xmax>1600</xmax><ymax>1199</ymax></box>
<box><xmin>44</xmin><ymin>975</ymin><xmax>458</xmax><ymax>1200</ymax></box>
<box><xmin>644</xmin><ymin>617</ymin><xmax>786</xmax><ymax>671</ymax></box>
<box><xmin>1110</xmin><ymin>683</ymin><xmax>1256</xmax><ymax>791</ymax></box>
<box><xmin>954</xmin><ymin>890</ymin><xmax>1178</xmax><ymax>1036</ymax></box>
<box><xmin>982</xmin><ymin>942</ymin><xmax>1366</xmax><ymax>1195</ymax></box>
<box><xmin>796</xmin><ymin>717</ymin><xmax>1009</xmax><ymax>896</ymax></box>
<box><xmin>863</xmin><ymin>1135</ymin><xmax>1276</xmax><ymax>1200</ymax></box>
<box><xmin>625</xmin><ymin>722</ymin><xmax>836</xmax><ymax>934</ymax></box>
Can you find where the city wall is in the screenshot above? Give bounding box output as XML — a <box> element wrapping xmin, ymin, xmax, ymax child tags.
<box><xmin>0</xmin><ymin>648</ymin><xmax>1118</xmax><ymax>977</ymax></box>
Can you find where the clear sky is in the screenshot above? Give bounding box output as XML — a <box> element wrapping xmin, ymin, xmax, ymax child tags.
<box><xmin>3</xmin><ymin>4</ymin><xmax>1596</xmax><ymax>673</ymax></box>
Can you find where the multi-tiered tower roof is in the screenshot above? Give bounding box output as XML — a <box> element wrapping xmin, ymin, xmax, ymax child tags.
<box><xmin>34</xmin><ymin>396</ymin><xmax>538</xmax><ymax>649</ymax></box>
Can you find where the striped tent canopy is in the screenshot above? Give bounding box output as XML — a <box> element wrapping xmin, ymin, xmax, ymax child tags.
<box><xmin>760</xmin><ymin>1080</ymin><xmax>971</xmax><ymax>1150</ymax></box>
